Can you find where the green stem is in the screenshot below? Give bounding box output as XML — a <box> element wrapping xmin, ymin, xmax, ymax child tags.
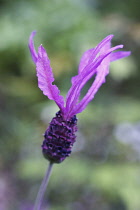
<box><xmin>33</xmin><ymin>162</ymin><xmax>53</xmax><ymax>210</ymax></box>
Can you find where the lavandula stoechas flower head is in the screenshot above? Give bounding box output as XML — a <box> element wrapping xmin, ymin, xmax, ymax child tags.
<box><xmin>29</xmin><ymin>31</ymin><xmax>130</xmax><ymax>163</ymax></box>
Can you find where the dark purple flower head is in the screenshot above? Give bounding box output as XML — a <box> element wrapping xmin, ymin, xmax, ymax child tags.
<box><xmin>29</xmin><ymin>31</ymin><xmax>130</xmax><ymax>163</ymax></box>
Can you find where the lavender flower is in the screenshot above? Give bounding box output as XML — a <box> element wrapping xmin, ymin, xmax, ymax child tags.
<box><xmin>29</xmin><ymin>31</ymin><xmax>130</xmax><ymax>163</ymax></box>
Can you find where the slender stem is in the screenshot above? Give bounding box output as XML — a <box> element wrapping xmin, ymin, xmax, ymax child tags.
<box><xmin>33</xmin><ymin>161</ymin><xmax>53</xmax><ymax>210</ymax></box>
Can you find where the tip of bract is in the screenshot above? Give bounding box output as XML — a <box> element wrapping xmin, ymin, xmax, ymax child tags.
<box><xmin>28</xmin><ymin>31</ymin><xmax>38</xmax><ymax>63</ymax></box>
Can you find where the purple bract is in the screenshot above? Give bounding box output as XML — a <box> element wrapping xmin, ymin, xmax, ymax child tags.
<box><xmin>29</xmin><ymin>31</ymin><xmax>130</xmax><ymax>163</ymax></box>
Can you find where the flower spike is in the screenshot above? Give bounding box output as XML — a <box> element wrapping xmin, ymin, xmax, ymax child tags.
<box><xmin>29</xmin><ymin>31</ymin><xmax>131</xmax><ymax>163</ymax></box>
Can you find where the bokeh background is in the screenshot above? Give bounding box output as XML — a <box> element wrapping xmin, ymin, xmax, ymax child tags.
<box><xmin>0</xmin><ymin>0</ymin><xmax>140</xmax><ymax>209</ymax></box>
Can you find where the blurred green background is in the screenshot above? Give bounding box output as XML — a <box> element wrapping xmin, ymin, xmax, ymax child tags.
<box><xmin>0</xmin><ymin>0</ymin><xmax>140</xmax><ymax>209</ymax></box>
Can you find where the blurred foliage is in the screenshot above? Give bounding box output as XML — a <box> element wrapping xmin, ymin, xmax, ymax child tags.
<box><xmin>0</xmin><ymin>0</ymin><xmax>140</xmax><ymax>210</ymax></box>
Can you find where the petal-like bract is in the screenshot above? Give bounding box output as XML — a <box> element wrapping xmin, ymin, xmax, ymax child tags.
<box><xmin>28</xmin><ymin>31</ymin><xmax>38</xmax><ymax>63</ymax></box>
<box><xmin>29</xmin><ymin>32</ymin><xmax>65</xmax><ymax>111</ymax></box>
<box><xmin>36</xmin><ymin>45</ymin><xmax>64</xmax><ymax>110</ymax></box>
<box><xmin>29</xmin><ymin>31</ymin><xmax>131</xmax><ymax>120</ymax></box>
<box><xmin>110</xmin><ymin>51</ymin><xmax>131</xmax><ymax>62</ymax></box>
<box><xmin>65</xmin><ymin>35</ymin><xmax>131</xmax><ymax>118</ymax></box>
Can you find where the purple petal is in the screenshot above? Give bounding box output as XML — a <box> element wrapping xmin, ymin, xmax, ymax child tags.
<box><xmin>71</xmin><ymin>56</ymin><xmax>110</xmax><ymax>116</ymax></box>
<box><xmin>36</xmin><ymin>45</ymin><xmax>64</xmax><ymax>110</ymax></box>
<box><xmin>110</xmin><ymin>51</ymin><xmax>131</xmax><ymax>62</ymax></box>
<box><xmin>78</xmin><ymin>48</ymin><xmax>94</xmax><ymax>73</ymax></box>
<box><xmin>66</xmin><ymin>41</ymin><xmax>130</xmax><ymax>118</ymax></box>
<box><xmin>71</xmin><ymin>45</ymin><xmax>124</xmax><ymax>115</ymax></box>
<box><xmin>78</xmin><ymin>35</ymin><xmax>113</xmax><ymax>74</ymax></box>
<box><xmin>65</xmin><ymin>39</ymin><xmax>121</xmax><ymax>118</ymax></box>
<box><xmin>65</xmin><ymin>35</ymin><xmax>114</xmax><ymax>115</ymax></box>
<box><xmin>28</xmin><ymin>31</ymin><xmax>38</xmax><ymax>63</ymax></box>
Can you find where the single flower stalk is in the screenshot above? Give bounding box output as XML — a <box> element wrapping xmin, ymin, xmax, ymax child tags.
<box><xmin>29</xmin><ymin>31</ymin><xmax>130</xmax><ymax>164</ymax></box>
<box><xmin>29</xmin><ymin>31</ymin><xmax>130</xmax><ymax>210</ymax></box>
